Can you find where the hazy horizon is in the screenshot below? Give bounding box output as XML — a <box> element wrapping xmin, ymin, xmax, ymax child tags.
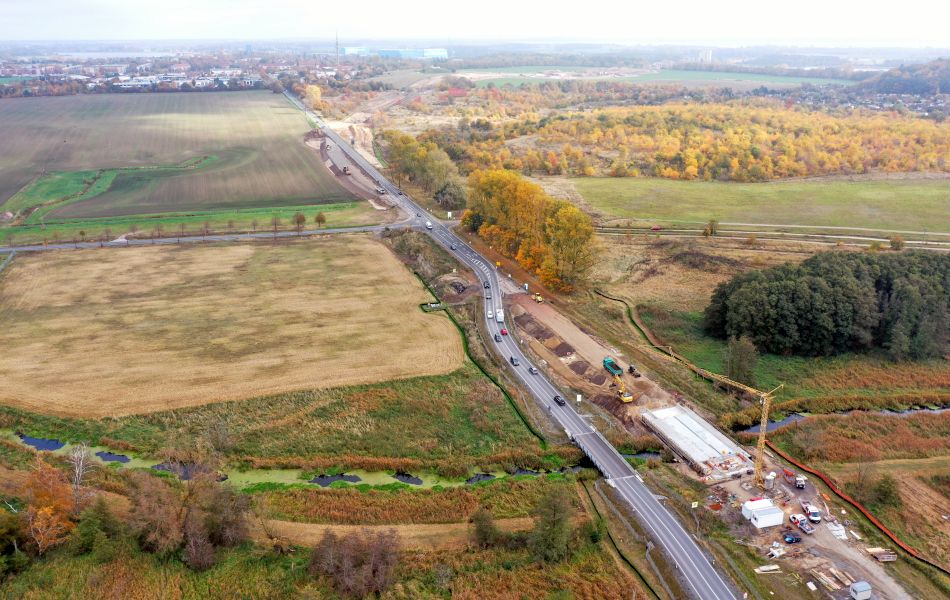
<box><xmin>1</xmin><ymin>0</ymin><xmax>948</xmax><ymax>48</ymax></box>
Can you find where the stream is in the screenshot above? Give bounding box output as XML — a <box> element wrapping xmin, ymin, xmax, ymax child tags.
<box><xmin>4</xmin><ymin>429</ymin><xmax>571</xmax><ymax>490</ymax></box>
<box><xmin>739</xmin><ymin>405</ymin><xmax>948</xmax><ymax>434</ymax></box>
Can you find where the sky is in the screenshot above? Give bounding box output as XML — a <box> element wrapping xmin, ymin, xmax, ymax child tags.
<box><xmin>1</xmin><ymin>0</ymin><xmax>948</xmax><ymax>47</ymax></box>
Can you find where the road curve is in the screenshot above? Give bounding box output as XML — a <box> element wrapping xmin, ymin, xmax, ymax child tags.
<box><xmin>286</xmin><ymin>92</ymin><xmax>738</xmax><ymax>600</ymax></box>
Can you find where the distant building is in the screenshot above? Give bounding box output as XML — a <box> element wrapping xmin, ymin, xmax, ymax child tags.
<box><xmin>342</xmin><ymin>46</ymin><xmax>369</xmax><ymax>57</ymax></box>
<box><xmin>377</xmin><ymin>48</ymin><xmax>447</xmax><ymax>60</ymax></box>
<box><xmin>697</xmin><ymin>49</ymin><xmax>713</xmax><ymax>63</ymax></box>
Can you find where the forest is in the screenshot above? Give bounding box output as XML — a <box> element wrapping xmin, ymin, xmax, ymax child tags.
<box><xmin>703</xmin><ymin>252</ymin><xmax>950</xmax><ymax>360</ymax></box>
<box><xmin>463</xmin><ymin>170</ymin><xmax>596</xmax><ymax>292</ymax></box>
<box><xmin>417</xmin><ymin>99</ymin><xmax>950</xmax><ymax>181</ymax></box>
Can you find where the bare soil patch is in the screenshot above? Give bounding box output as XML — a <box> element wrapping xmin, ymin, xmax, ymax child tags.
<box><xmin>0</xmin><ymin>236</ymin><xmax>463</xmax><ymax>417</ymax></box>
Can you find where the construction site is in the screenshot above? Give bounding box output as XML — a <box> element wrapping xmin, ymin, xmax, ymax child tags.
<box><xmin>504</xmin><ymin>291</ymin><xmax>917</xmax><ymax>600</ymax></box>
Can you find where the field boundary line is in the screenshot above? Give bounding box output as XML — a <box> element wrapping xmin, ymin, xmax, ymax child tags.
<box><xmin>766</xmin><ymin>440</ymin><xmax>950</xmax><ymax>577</ymax></box>
<box><xmin>412</xmin><ymin>272</ymin><xmax>548</xmax><ymax>447</ymax></box>
<box><xmin>0</xmin><ymin>251</ymin><xmax>14</xmax><ymax>274</ymax></box>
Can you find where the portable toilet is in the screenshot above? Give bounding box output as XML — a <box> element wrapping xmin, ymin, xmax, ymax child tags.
<box><xmin>850</xmin><ymin>581</ymin><xmax>872</xmax><ymax>600</ymax></box>
<box><xmin>764</xmin><ymin>472</ymin><xmax>776</xmax><ymax>490</ymax></box>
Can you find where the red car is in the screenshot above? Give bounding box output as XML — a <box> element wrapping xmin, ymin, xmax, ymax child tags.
<box><xmin>500</xmin><ymin>328</ymin><xmax>509</xmax><ymax>335</ymax></box>
<box><xmin>650</xmin><ymin>225</ymin><xmax>663</xmax><ymax>231</ymax></box>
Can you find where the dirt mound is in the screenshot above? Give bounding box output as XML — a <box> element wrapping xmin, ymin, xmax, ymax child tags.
<box><xmin>569</xmin><ymin>361</ymin><xmax>591</xmax><ymax>376</ymax></box>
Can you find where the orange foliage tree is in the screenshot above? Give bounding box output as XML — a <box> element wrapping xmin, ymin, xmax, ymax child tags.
<box><xmin>465</xmin><ymin>170</ymin><xmax>596</xmax><ymax>292</ymax></box>
<box><xmin>20</xmin><ymin>459</ymin><xmax>75</xmax><ymax>555</ymax></box>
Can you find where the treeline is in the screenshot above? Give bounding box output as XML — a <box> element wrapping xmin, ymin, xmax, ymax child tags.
<box><xmin>380</xmin><ymin>130</ymin><xmax>468</xmax><ymax>210</ymax></box>
<box><xmin>0</xmin><ymin>451</ymin><xmax>249</xmax><ymax>579</ymax></box>
<box><xmin>463</xmin><ymin>170</ymin><xmax>596</xmax><ymax>292</ymax></box>
<box><xmin>860</xmin><ymin>58</ymin><xmax>950</xmax><ymax>95</ymax></box>
<box><xmin>418</xmin><ymin>100</ymin><xmax>950</xmax><ymax>181</ymax></box>
<box><xmin>703</xmin><ymin>252</ymin><xmax>950</xmax><ymax>360</ymax></box>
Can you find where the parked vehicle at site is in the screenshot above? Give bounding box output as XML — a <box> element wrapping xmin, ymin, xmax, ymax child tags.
<box><xmin>783</xmin><ymin>531</ymin><xmax>802</xmax><ymax>544</ymax></box>
<box><xmin>800</xmin><ymin>499</ymin><xmax>822</xmax><ymax>523</ymax></box>
<box><xmin>789</xmin><ymin>514</ymin><xmax>815</xmax><ymax>534</ymax></box>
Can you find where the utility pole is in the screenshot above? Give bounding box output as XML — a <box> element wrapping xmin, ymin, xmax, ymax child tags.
<box><xmin>335</xmin><ymin>31</ymin><xmax>340</xmax><ymax>67</ymax></box>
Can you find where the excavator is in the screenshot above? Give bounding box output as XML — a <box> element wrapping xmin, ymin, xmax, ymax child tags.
<box><xmin>603</xmin><ymin>357</ymin><xmax>636</xmax><ymax>403</ymax></box>
<box><xmin>613</xmin><ymin>374</ymin><xmax>634</xmax><ymax>403</ymax></box>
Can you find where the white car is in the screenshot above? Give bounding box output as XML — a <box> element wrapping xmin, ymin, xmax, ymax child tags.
<box><xmin>789</xmin><ymin>514</ymin><xmax>807</xmax><ymax>526</ymax></box>
<box><xmin>487</xmin><ymin>310</ymin><xmax>494</xmax><ymax>319</ymax></box>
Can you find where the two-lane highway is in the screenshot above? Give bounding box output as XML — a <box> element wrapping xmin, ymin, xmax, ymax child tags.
<box><xmin>288</xmin><ymin>92</ymin><xmax>738</xmax><ymax>600</ymax></box>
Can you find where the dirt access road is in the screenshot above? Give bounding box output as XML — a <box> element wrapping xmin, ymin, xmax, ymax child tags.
<box><xmin>508</xmin><ymin>294</ymin><xmax>677</xmax><ymax>418</ymax></box>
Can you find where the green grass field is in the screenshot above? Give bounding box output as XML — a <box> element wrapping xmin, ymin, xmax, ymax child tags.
<box><xmin>573</xmin><ymin>177</ymin><xmax>950</xmax><ymax>233</ymax></box>
<box><xmin>0</xmin><ymin>92</ymin><xmax>354</xmax><ymax>216</ymax></box>
<box><xmin>470</xmin><ymin>68</ymin><xmax>851</xmax><ymax>88</ymax></box>
<box><xmin>638</xmin><ymin>306</ymin><xmax>950</xmax><ymax>401</ymax></box>
<box><xmin>0</xmin><ymin>200</ymin><xmax>383</xmax><ymax>245</ymax></box>
<box><xmin>0</xmin><ymin>362</ymin><xmax>540</xmax><ymax>469</ymax></box>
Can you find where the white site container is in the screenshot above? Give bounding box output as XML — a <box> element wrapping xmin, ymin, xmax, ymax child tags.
<box><xmin>741</xmin><ymin>499</ymin><xmax>774</xmax><ymax>520</ymax></box>
<box><xmin>750</xmin><ymin>506</ymin><xmax>785</xmax><ymax>529</ymax></box>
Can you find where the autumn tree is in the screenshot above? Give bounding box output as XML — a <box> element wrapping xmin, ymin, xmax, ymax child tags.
<box><xmin>309</xmin><ymin>529</ymin><xmax>400</xmax><ymax>598</ymax></box>
<box><xmin>314</xmin><ymin>212</ymin><xmax>327</xmax><ymax>228</ymax></box>
<box><xmin>127</xmin><ymin>472</ymin><xmax>184</xmax><ymax>554</ymax></box>
<box><xmin>293</xmin><ymin>212</ymin><xmax>307</xmax><ymax>234</ymax></box>
<box><xmin>529</xmin><ymin>487</ymin><xmax>573</xmax><ymax>562</ymax></box>
<box><xmin>467</xmin><ymin>170</ymin><xmax>597</xmax><ymax>292</ymax></box>
<box><xmin>20</xmin><ymin>460</ymin><xmax>75</xmax><ymax>555</ymax></box>
<box><xmin>471</xmin><ymin>507</ymin><xmax>499</xmax><ymax>548</ymax></box>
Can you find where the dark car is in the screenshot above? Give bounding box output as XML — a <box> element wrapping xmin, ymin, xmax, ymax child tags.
<box><xmin>483</xmin><ymin>282</ymin><xmax>490</xmax><ymax>289</ymax></box>
<box><xmin>553</xmin><ymin>395</ymin><xmax>566</xmax><ymax>406</ymax></box>
<box><xmin>494</xmin><ymin>334</ymin><xmax>502</xmax><ymax>342</ymax></box>
<box><xmin>509</xmin><ymin>356</ymin><xmax>520</xmax><ymax>366</ymax></box>
<box><xmin>782</xmin><ymin>531</ymin><xmax>802</xmax><ymax>544</ymax></box>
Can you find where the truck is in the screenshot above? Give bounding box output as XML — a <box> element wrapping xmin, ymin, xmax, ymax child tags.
<box><xmin>495</xmin><ymin>308</ymin><xmax>504</xmax><ymax>323</ymax></box>
<box><xmin>800</xmin><ymin>499</ymin><xmax>822</xmax><ymax>523</ymax></box>
<box><xmin>603</xmin><ymin>357</ymin><xmax>623</xmax><ymax>377</ymax></box>
<box><xmin>789</xmin><ymin>514</ymin><xmax>816</xmax><ymax>534</ymax></box>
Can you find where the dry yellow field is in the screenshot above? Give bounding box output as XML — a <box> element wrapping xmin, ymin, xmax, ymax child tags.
<box><xmin>0</xmin><ymin>236</ymin><xmax>464</xmax><ymax>417</ymax></box>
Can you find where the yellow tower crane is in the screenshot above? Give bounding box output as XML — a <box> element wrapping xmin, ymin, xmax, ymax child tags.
<box><xmin>753</xmin><ymin>384</ymin><xmax>785</xmax><ymax>488</ymax></box>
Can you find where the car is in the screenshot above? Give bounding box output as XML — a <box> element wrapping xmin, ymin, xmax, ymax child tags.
<box><xmin>782</xmin><ymin>531</ymin><xmax>802</xmax><ymax>544</ymax></box>
<box><xmin>450</xmin><ymin>244</ymin><xmax>456</xmax><ymax>250</ymax></box>
<box><xmin>500</xmin><ymin>328</ymin><xmax>508</xmax><ymax>335</ymax></box>
<box><xmin>416</xmin><ymin>212</ymin><xmax>421</xmax><ymax>217</ymax></box>
<box><xmin>789</xmin><ymin>514</ymin><xmax>807</xmax><ymax>526</ymax></box>
<box><xmin>510</xmin><ymin>356</ymin><xmax>520</xmax><ymax>366</ymax></box>
<box><xmin>494</xmin><ymin>334</ymin><xmax>502</xmax><ymax>342</ymax></box>
<box><xmin>528</xmin><ymin>367</ymin><xmax>539</xmax><ymax>375</ymax></box>
<box><xmin>650</xmin><ymin>225</ymin><xmax>663</xmax><ymax>231</ymax></box>
<box><xmin>483</xmin><ymin>282</ymin><xmax>490</xmax><ymax>289</ymax></box>
<box><xmin>487</xmin><ymin>310</ymin><xmax>494</xmax><ymax>319</ymax></box>
<box><xmin>553</xmin><ymin>395</ymin><xmax>566</xmax><ymax>406</ymax></box>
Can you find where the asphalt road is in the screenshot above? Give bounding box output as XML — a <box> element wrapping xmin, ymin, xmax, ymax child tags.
<box><xmin>288</xmin><ymin>92</ymin><xmax>739</xmax><ymax>600</ymax></box>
